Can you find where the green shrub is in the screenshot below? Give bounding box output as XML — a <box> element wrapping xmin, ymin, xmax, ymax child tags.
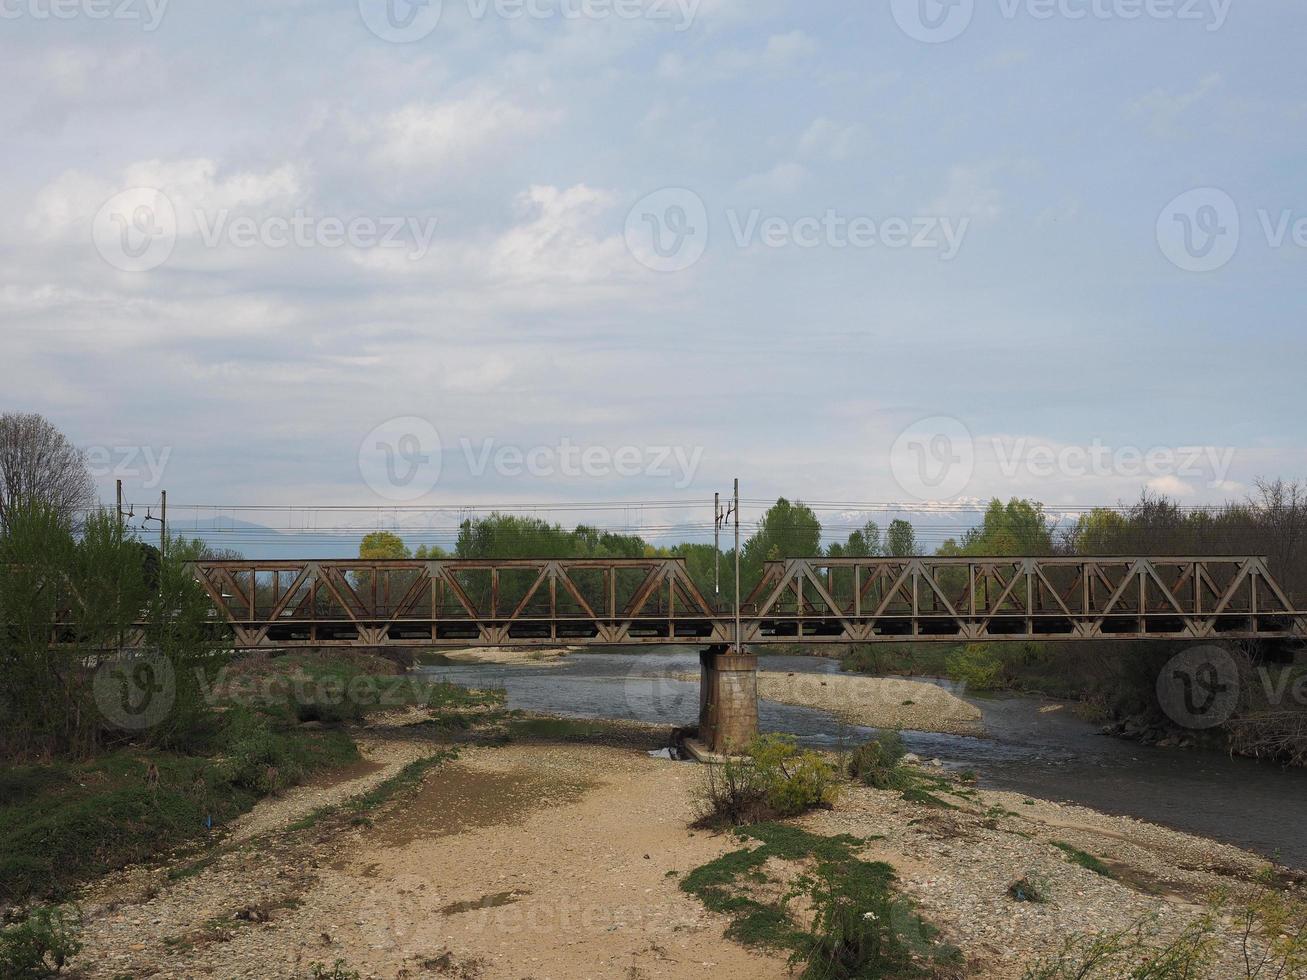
<box><xmin>946</xmin><ymin>645</ymin><xmax>1005</xmax><ymax>691</ymax></box>
<box><xmin>694</xmin><ymin>756</ymin><xmax>770</xmax><ymax>826</ymax></box>
<box><xmin>847</xmin><ymin>732</ymin><xmax>908</xmax><ymax>789</ymax></box>
<box><xmin>1050</xmin><ymin>841</ymin><xmax>1114</xmax><ymax>878</ymax></box>
<box><xmin>0</xmin><ymin>905</ymin><xmax>83</xmax><ymax>978</ymax></box>
<box><xmin>750</xmin><ymin>735</ymin><xmax>839</xmax><ymax>818</ymax></box>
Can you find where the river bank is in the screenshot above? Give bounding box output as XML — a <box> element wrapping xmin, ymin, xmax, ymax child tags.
<box><xmin>58</xmin><ymin>708</ymin><xmax>1302</xmax><ymax>979</ymax></box>
<box><xmin>669</xmin><ymin>668</ymin><xmax>983</xmax><ymax>735</ymax></box>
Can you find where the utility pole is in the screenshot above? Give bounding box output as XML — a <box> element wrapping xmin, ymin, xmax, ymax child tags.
<box><xmin>116</xmin><ymin>479</ymin><xmax>123</xmax><ymax>530</ymax></box>
<box><xmin>713</xmin><ymin>491</ymin><xmax>720</xmax><ymax>596</ymax></box>
<box><xmin>733</xmin><ymin>478</ymin><xmax>740</xmax><ymax>652</ymax></box>
<box><xmin>160</xmin><ymin>490</ymin><xmax>167</xmax><ymax>560</ymax></box>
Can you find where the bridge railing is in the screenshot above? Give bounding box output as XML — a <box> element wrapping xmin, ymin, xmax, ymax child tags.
<box><xmin>188</xmin><ymin>557</ymin><xmax>729</xmax><ymax>648</ymax></box>
<box><xmin>741</xmin><ymin>556</ymin><xmax>1305</xmax><ymax>642</ymax></box>
<box><xmin>115</xmin><ymin>554</ymin><xmax>1307</xmax><ymax>648</ymax></box>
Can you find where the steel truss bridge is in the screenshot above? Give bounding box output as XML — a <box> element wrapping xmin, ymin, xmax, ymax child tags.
<box><xmin>184</xmin><ymin>556</ymin><xmax>1307</xmax><ymax>650</ymax></box>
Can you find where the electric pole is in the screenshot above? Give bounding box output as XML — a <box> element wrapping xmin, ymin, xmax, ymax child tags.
<box><xmin>713</xmin><ymin>491</ymin><xmax>720</xmax><ymax>596</ymax></box>
<box><xmin>116</xmin><ymin>479</ymin><xmax>123</xmax><ymax>529</ymax></box>
<box><xmin>733</xmin><ymin>478</ymin><xmax>740</xmax><ymax>652</ymax></box>
<box><xmin>160</xmin><ymin>490</ymin><xmax>167</xmax><ymax>560</ymax></box>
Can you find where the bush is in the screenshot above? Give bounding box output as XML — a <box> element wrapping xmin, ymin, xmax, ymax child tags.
<box><xmin>847</xmin><ymin>732</ymin><xmax>908</xmax><ymax>789</ymax></box>
<box><xmin>694</xmin><ymin>735</ymin><xmax>839</xmax><ymax>826</ymax></box>
<box><xmin>0</xmin><ymin>905</ymin><xmax>83</xmax><ymax>978</ymax></box>
<box><xmin>750</xmin><ymin>735</ymin><xmax>840</xmax><ymax>818</ymax></box>
<box><xmin>946</xmin><ymin>645</ymin><xmax>1005</xmax><ymax>691</ymax></box>
<box><xmin>695</xmin><ymin>756</ymin><xmax>770</xmax><ymax>826</ymax></box>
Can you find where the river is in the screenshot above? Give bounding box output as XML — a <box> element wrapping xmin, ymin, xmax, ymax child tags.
<box><xmin>417</xmin><ymin>647</ymin><xmax>1307</xmax><ymax>869</ymax></box>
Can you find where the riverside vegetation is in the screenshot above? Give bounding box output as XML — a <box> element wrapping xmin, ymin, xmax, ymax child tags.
<box><xmin>683</xmin><ymin>732</ymin><xmax>1307</xmax><ymax>980</ymax></box>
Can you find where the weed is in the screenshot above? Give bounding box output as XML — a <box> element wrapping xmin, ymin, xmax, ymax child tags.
<box><xmin>1050</xmin><ymin>842</ymin><xmax>1114</xmax><ymax>878</ymax></box>
<box><xmin>681</xmin><ymin>823</ymin><xmax>956</xmax><ymax>978</ymax></box>
<box><xmin>0</xmin><ymin>904</ymin><xmax>83</xmax><ymax>978</ymax></box>
<box><xmin>308</xmin><ymin>959</ymin><xmax>361</xmax><ymax>980</ymax></box>
<box><xmin>847</xmin><ymin>732</ymin><xmax>908</xmax><ymax>790</ymax></box>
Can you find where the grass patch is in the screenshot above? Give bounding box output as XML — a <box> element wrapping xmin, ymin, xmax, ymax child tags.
<box><xmin>682</xmin><ymin>823</ymin><xmax>958</xmax><ymax>978</ymax></box>
<box><xmin>286</xmin><ymin>750</ymin><xmax>456</xmax><ymax>833</ymax></box>
<box><xmin>1051</xmin><ymin>841</ymin><xmax>1114</xmax><ymax>878</ymax></box>
<box><xmin>0</xmin><ymin>709</ymin><xmax>357</xmax><ymax>905</ymax></box>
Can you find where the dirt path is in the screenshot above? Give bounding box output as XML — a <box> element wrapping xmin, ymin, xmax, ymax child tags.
<box><xmin>70</xmin><ymin>726</ymin><xmax>788</xmax><ymax>980</ymax></box>
<box><xmin>66</xmin><ymin>719</ymin><xmax>1296</xmax><ymax>980</ymax></box>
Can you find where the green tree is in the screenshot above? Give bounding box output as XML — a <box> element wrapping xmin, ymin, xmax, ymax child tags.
<box><xmin>828</xmin><ymin>520</ymin><xmax>881</xmax><ymax>559</ymax></box>
<box><xmin>359</xmin><ymin>531</ymin><xmax>410</xmax><ymax>559</ymax></box>
<box><xmin>957</xmin><ymin>499</ymin><xmax>1052</xmax><ymax>556</ymax></box>
<box><xmin>885</xmin><ymin>519</ymin><xmax>917</xmax><ymax>557</ymax></box>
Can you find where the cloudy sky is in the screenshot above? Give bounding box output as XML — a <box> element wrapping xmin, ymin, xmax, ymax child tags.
<box><xmin>2</xmin><ymin>0</ymin><xmax>1304</xmax><ymax>547</ymax></box>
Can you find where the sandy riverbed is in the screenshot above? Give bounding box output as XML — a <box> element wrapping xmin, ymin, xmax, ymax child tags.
<box><xmin>433</xmin><ymin>645</ymin><xmax>574</xmax><ymax>666</ymax></box>
<box><xmin>69</xmin><ymin>712</ymin><xmax>1296</xmax><ymax>980</ymax></box>
<box><xmin>672</xmin><ymin>669</ymin><xmax>984</xmax><ymax>736</ymax></box>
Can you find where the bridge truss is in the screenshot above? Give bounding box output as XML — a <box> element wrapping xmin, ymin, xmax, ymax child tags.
<box><xmin>183</xmin><ymin>556</ymin><xmax>1307</xmax><ymax>649</ymax></box>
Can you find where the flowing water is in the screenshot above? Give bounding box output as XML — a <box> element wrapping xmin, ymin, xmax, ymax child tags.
<box><xmin>417</xmin><ymin>648</ymin><xmax>1307</xmax><ymax>869</ymax></box>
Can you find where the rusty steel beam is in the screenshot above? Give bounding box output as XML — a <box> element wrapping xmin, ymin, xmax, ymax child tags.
<box><xmin>151</xmin><ymin>556</ymin><xmax>1307</xmax><ymax>649</ymax></box>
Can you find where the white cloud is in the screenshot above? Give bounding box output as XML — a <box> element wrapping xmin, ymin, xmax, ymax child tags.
<box><xmin>798</xmin><ymin>118</ymin><xmax>869</xmax><ymax>162</ymax></box>
<box><xmin>927</xmin><ymin>166</ymin><xmax>1002</xmax><ymax>221</ymax></box>
<box><xmin>736</xmin><ymin>162</ymin><xmax>809</xmax><ymax>197</ymax></box>
<box><xmin>658</xmin><ymin>30</ymin><xmax>817</xmax><ymax>81</ymax></box>
<box><xmin>1129</xmin><ymin>74</ymin><xmax>1222</xmax><ymax>138</ymax></box>
<box><xmin>363</xmin><ymin>94</ymin><xmax>544</xmax><ymax>173</ymax></box>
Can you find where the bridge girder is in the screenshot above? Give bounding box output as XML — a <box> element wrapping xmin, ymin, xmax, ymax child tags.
<box><xmin>165</xmin><ymin>555</ymin><xmax>1307</xmax><ymax>650</ymax></box>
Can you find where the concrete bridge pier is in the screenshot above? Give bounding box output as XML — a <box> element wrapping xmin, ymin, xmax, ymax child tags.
<box><xmin>696</xmin><ymin>645</ymin><xmax>759</xmax><ymax>755</ymax></box>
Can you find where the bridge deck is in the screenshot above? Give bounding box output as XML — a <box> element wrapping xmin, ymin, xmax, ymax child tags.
<box><xmin>181</xmin><ymin>556</ymin><xmax>1307</xmax><ymax>649</ymax></box>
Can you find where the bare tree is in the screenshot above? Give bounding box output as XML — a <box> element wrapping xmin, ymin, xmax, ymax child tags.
<box><xmin>0</xmin><ymin>412</ymin><xmax>97</xmax><ymax>531</ymax></box>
